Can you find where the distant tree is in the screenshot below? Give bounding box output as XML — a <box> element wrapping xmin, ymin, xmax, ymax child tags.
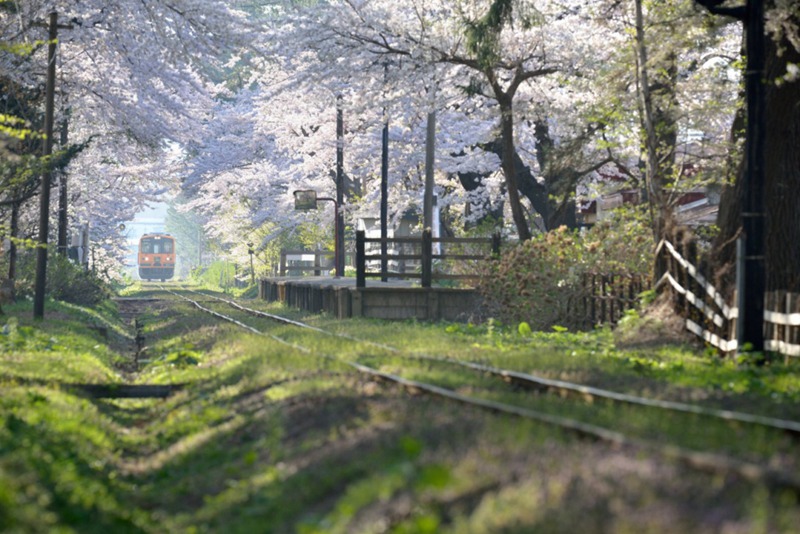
<box><xmin>0</xmin><ymin>0</ymin><xmax>255</xmax><ymax>273</ymax></box>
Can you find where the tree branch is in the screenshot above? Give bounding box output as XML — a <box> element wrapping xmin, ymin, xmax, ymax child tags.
<box><xmin>693</xmin><ymin>0</ymin><xmax>746</xmax><ymax>20</ymax></box>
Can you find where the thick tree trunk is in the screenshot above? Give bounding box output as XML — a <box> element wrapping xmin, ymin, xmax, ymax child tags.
<box><xmin>498</xmin><ymin>96</ymin><xmax>532</xmax><ymax>240</ymax></box>
<box><xmin>531</xmin><ymin>119</ymin><xmax>580</xmax><ymax>230</ymax></box>
<box><xmin>714</xmin><ymin>18</ymin><xmax>800</xmax><ymax>293</ymax></box>
<box><xmin>762</xmin><ymin>43</ymin><xmax>800</xmax><ymax>291</ymax></box>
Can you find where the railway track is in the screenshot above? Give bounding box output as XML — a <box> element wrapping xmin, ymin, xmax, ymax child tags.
<box><xmin>178</xmin><ymin>287</ymin><xmax>800</xmax><ymax>437</ymax></box>
<box><xmin>161</xmin><ymin>286</ymin><xmax>800</xmax><ymax>494</ymax></box>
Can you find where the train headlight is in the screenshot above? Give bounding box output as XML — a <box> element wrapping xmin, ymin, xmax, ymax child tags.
<box><xmin>144</xmin><ymin>256</ymin><xmax>150</xmax><ymax>262</ymax></box>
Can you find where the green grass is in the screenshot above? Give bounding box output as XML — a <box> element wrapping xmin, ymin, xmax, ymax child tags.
<box><xmin>1</xmin><ymin>289</ymin><xmax>799</xmax><ymax>532</ymax></box>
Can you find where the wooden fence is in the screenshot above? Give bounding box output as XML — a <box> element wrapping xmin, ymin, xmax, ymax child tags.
<box><xmin>279</xmin><ymin>249</ymin><xmax>335</xmax><ymax>276</ymax></box>
<box><xmin>355</xmin><ymin>229</ymin><xmax>501</xmax><ymax>288</ymax></box>
<box><xmin>577</xmin><ymin>273</ymin><xmax>647</xmax><ymax>329</ymax></box>
<box><xmin>655</xmin><ymin>238</ymin><xmax>800</xmax><ymax>359</ymax></box>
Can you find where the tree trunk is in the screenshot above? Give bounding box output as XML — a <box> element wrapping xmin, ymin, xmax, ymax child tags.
<box><xmin>8</xmin><ymin>200</ymin><xmax>19</xmax><ymax>281</ymax></box>
<box><xmin>634</xmin><ymin>0</ymin><xmax>677</xmax><ymax>243</ymax></box>
<box><xmin>497</xmin><ymin>95</ymin><xmax>532</xmax><ymax>240</ymax></box>
<box><xmin>763</xmin><ymin>40</ymin><xmax>800</xmax><ymax>291</ymax></box>
<box><xmin>714</xmin><ymin>13</ymin><xmax>800</xmax><ymax>294</ymax></box>
<box><xmin>532</xmin><ymin>119</ymin><xmax>580</xmax><ymax>230</ymax></box>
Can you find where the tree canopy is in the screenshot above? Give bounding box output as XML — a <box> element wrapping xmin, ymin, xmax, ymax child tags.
<box><xmin>1</xmin><ymin>0</ymin><xmax>797</xmax><ymax>288</ymax></box>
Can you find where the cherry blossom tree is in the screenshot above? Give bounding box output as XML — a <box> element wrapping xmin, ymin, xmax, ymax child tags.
<box><xmin>180</xmin><ymin>0</ymin><xmax>744</xmax><ymax>258</ymax></box>
<box><xmin>257</xmin><ymin>0</ymin><xmax>614</xmax><ymax>240</ymax></box>
<box><xmin>1</xmin><ymin>0</ymin><xmax>255</xmax><ymax>276</ymax></box>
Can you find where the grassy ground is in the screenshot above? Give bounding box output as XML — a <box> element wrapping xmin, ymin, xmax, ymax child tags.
<box><xmin>1</xmin><ymin>292</ymin><xmax>799</xmax><ymax>533</ymax></box>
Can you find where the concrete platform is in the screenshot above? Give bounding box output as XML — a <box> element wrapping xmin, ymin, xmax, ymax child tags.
<box><xmin>258</xmin><ymin>276</ymin><xmax>482</xmax><ymax>322</ymax></box>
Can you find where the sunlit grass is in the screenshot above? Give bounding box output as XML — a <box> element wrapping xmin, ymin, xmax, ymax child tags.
<box><xmin>1</xmin><ymin>290</ymin><xmax>799</xmax><ymax>532</ymax></box>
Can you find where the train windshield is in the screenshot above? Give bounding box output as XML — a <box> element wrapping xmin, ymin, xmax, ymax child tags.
<box><xmin>141</xmin><ymin>238</ymin><xmax>173</xmax><ymax>254</ymax></box>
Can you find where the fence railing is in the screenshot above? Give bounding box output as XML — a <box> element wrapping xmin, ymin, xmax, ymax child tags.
<box><xmin>655</xmin><ymin>238</ymin><xmax>800</xmax><ymax>359</ymax></box>
<box><xmin>355</xmin><ymin>229</ymin><xmax>501</xmax><ymax>288</ymax></box>
<box><xmin>279</xmin><ymin>249</ymin><xmax>334</xmax><ymax>277</ymax></box>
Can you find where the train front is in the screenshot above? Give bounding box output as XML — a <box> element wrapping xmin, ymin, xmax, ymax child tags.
<box><xmin>138</xmin><ymin>234</ymin><xmax>176</xmax><ymax>281</ymax></box>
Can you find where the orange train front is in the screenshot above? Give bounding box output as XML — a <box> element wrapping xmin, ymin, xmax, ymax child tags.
<box><xmin>138</xmin><ymin>233</ymin><xmax>176</xmax><ymax>281</ymax></box>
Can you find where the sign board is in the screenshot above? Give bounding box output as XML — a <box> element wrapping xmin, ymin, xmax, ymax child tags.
<box><xmin>293</xmin><ymin>190</ymin><xmax>318</xmax><ymax>210</ymax></box>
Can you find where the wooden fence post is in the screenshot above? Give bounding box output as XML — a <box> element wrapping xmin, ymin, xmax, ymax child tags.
<box><xmin>681</xmin><ymin>238</ymin><xmax>694</xmax><ymax>321</ymax></box>
<box><xmin>608</xmin><ymin>274</ymin><xmax>616</xmax><ymax>323</ymax></box>
<box><xmin>491</xmin><ymin>232</ymin><xmax>501</xmax><ymax>258</ymax></box>
<box><xmin>655</xmin><ymin>239</ymin><xmax>668</xmax><ymax>283</ymax></box>
<box><xmin>786</xmin><ymin>292</ymin><xmax>793</xmax><ymax>364</ymax></box>
<box><xmin>766</xmin><ymin>291</ymin><xmax>777</xmax><ymax>356</ymax></box>
<box><xmin>356</xmin><ymin>230</ymin><xmax>366</xmax><ymax>288</ymax></box>
<box><xmin>421</xmin><ymin>228</ymin><xmax>432</xmax><ymax>288</ymax></box>
<box><xmin>686</xmin><ymin>239</ymin><xmax>697</xmax><ymax>322</ymax></box>
<box><xmin>628</xmin><ymin>275</ymin><xmax>636</xmax><ymax>314</ymax></box>
<box><xmin>600</xmin><ymin>274</ymin><xmax>608</xmax><ymax>324</ymax></box>
<box><xmin>665</xmin><ymin>239</ymin><xmax>675</xmax><ymax>307</ymax></box>
<box><xmin>582</xmin><ymin>272</ymin><xmax>588</xmax><ymax>329</ymax></box>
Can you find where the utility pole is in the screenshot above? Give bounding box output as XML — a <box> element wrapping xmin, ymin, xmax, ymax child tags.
<box><xmin>247</xmin><ymin>243</ymin><xmax>255</xmax><ymax>286</ymax></box>
<box><xmin>739</xmin><ymin>0</ymin><xmax>766</xmax><ymax>354</ymax></box>
<box><xmin>380</xmin><ymin>110</ymin><xmax>389</xmax><ymax>282</ymax></box>
<box><xmin>57</xmin><ymin>109</ymin><xmax>69</xmax><ymax>256</ymax></box>
<box><xmin>335</xmin><ymin>97</ymin><xmax>345</xmax><ymax>277</ymax></box>
<box><xmin>33</xmin><ymin>12</ymin><xmax>59</xmax><ymax>319</ymax></box>
<box><xmin>423</xmin><ymin>110</ymin><xmax>436</xmax><ymax>231</ymax></box>
<box><xmin>693</xmin><ymin>0</ymin><xmax>765</xmax><ymax>354</ymax></box>
<box><xmin>380</xmin><ymin>64</ymin><xmax>389</xmax><ymax>282</ymax></box>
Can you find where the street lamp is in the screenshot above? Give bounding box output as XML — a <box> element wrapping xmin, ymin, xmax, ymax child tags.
<box><xmin>293</xmin><ymin>190</ymin><xmax>342</xmax><ymax>277</ymax></box>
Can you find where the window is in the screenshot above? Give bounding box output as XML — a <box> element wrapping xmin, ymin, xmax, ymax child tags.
<box><xmin>142</xmin><ymin>237</ymin><xmax>173</xmax><ymax>254</ymax></box>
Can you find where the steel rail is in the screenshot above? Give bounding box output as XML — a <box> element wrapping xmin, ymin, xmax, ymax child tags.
<box><xmin>183</xmin><ymin>288</ymin><xmax>800</xmax><ymax>437</ymax></box>
<box><xmin>164</xmin><ymin>287</ymin><xmax>800</xmax><ymax>494</ymax></box>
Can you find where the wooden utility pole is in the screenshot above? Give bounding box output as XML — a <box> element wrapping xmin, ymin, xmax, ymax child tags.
<box><xmin>33</xmin><ymin>12</ymin><xmax>59</xmax><ymax>319</ymax></box>
<box><xmin>380</xmin><ymin>84</ymin><xmax>389</xmax><ymax>282</ymax></box>
<box><xmin>57</xmin><ymin>111</ymin><xmax>69</xmax><ymax>256</ymax></box>
<box><xmin>692</xmin><ymin>0</ymin><xmax>765</xmax><ymax>354</ymax></box>
<box><xmin>739</xmin><ymin>0</ymin><xmax>766</xmax><ymax>354</ymax></box>
<box><xmin>423</xmin><ymin>110</ymin><xmax>435</xmax><ymax>231</ymax></box>
<box><xmin>335</xmin><ymin>98</ymin><xmax>345</xmax><ymax>277</ymax></box>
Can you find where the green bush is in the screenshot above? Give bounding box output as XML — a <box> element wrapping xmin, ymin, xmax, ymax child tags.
<box><xmin>478</xmin><ymin>214</ymin><xmax>653</xmax><ymax>331</ymax></box>
<box><xmin>47</xmin><ymin>255</ymin><xmax>112</xmax><ymax>305</ymax></box>
<box><xmin>11</xmin><ymin>251</ymin><xmax>111</xmax><ymax>306</ymax></box>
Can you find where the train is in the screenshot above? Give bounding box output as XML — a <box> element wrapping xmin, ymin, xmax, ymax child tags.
<box><xmin>138</xmin><ymin>233</ymin><xmax>176</xmax><ymax>281</ymax></box>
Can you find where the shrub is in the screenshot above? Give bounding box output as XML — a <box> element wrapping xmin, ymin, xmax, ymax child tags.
<box><xmin>46</xmin><ymin>255</ymin><xmax>112</xmax><ymax>306</ymax></box>
<box><xmin>478</xmin><ymin>214</ymin><xmax>653</xmax><ymax>331</ymax></box>
<box><xmin>11</xmin><ymin>251</ymin><xmax>111</xmax><ymax>306</ymax></box>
